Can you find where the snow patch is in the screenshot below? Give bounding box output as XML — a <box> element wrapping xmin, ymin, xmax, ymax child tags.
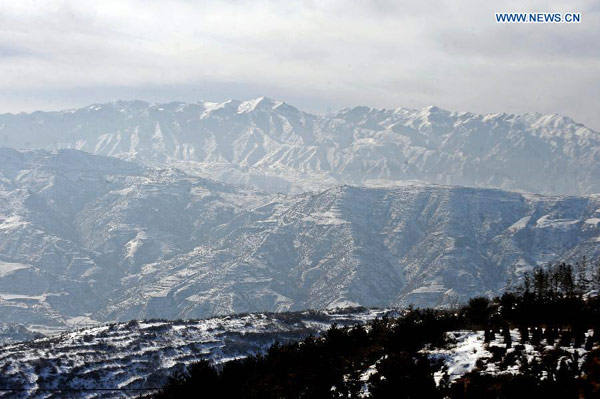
<box><xmin>124</xmin><ymin>230</ymin><xmax>149</xmax><ymax>259</ymax></box>
<box><xmin>428</xmin><ymin>331</ymin><xmax>491</xmax><ymax>384</ymax></box>
<box><xmin>0</xmin><ymin>261</ymin><xmax>30</xmax><ymax>278</ymax></box>
<box><xmin>584</xmin><ymin>218</ymin><xmax>600</xmax><ymax>227</ymax></box>
<box><xmin>508</xmin><ymin>216</ymin><xmax>531</xmax><ymax>232</ymax></box>
<box><xmin>303</xmin><ymin>210</ymin><xmax>347</xmax><ymax>225</ymax></box>
<box><xmin>0</xmin><ymin>215</ymin><xmax>28</xmax><ymax>230</ymax></box>
<box><xmin>534</xmin><ymin>215</ymin><xmax>579</xmax><ymax>229</ymax></box>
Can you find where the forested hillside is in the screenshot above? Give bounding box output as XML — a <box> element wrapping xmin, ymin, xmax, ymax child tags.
<box><xmin>150</xmin><ymin>259</ymin><xmax>600</xmax><ymax>399</ymax></box>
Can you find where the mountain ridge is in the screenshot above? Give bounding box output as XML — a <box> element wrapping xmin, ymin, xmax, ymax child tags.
<box><xmin>0</xmin><ymin>148</ymin><xmax>599</xmax><ymax>332</ymax></box>
<box><xmin>1</xmin><ymin>98</ymin><xmax>597</xmax><ymax>196</ymax></box>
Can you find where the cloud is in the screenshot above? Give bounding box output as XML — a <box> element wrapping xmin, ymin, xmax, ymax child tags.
<box><xmin>0</xmin><ymin>0</ymin><xmax>598</xmax><ymax>129</ymax></box>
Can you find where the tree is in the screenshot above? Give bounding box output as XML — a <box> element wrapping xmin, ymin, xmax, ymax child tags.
<box><xmin>591</xmin><ymin>259</ymin><xmax>600</xmax><ymax>293</ymax></box>
<box><xmin>532</xmin><ymin>266</ymin><xmax>548</xmax><ymax>300</ymax></box>
<box><xmin>576</xmin><ymin>256</ymin><xmax>589</xmax><ymax>294</ymax></box>
<box><xmin>466</xmin><ymin>297</ymin><xmax>491</xmax><ymax>327</ymax></box>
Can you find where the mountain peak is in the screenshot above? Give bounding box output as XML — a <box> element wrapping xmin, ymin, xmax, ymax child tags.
<box><xmin>421</xmin><ymin>105</ymin><xmax>448</xmax><ymax>114</ymax></box>
<box><xmin>237</xmin><ymin>97</ymin><xmax>281</xmax><ymax>113</ymax></box>
<box><xmin>334</xmin><ymin>106</ymin><xmax>372</xmax><ymax>121</ymax></box>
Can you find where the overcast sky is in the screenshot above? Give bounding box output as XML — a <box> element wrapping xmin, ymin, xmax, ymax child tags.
<box><xmin>0</xmin><ymin>0</ymin><xmax>598</xmax><ymax>129</ymax></box>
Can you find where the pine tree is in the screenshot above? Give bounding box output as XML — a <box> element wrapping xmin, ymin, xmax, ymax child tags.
<box><xmin>532</xmin><ymin>266</ymin><xmax>547</xmax><ymax>301</ymax></box>
<box><xmin>591</xmin><ymin>259</ymin><xmax>600</xmax><ymax>292</ymax></box>
<box><xmin>503</xmin><ymin>325</ymin><xmax>512</xmax><ymax>349</ymax></box>
<box><xmin>519</xmin><ymin>325</ymin><xmax>529</xmax><ymax>343</ymax></box>
<box><xmin>576</xmin><ymin>256</ymin><xmax>589</xmax><ymax>294</ymax></box>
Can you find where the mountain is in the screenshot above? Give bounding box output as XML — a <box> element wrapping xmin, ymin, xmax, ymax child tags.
<box><xmin>103</xmin><ymin>183</ymin><xmax>600</xmax><ymax>321</ymax></box>
<box><xmin>0</xmin><ymin>98</ymin><xmax>598</xmax><ymax>195</ymax></box>
<box><xmin>0</xmin><ymin>148</ymin><xmax>599</xmax><ymax>331</ymax></box>
<box><xmin>0</xmin><ymin>148</ymin><xmax>268</xmax><ymax>331</ymax></box>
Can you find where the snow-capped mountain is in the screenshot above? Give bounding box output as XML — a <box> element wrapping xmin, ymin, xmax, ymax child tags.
<box><xmin>0</xmin><ymin>98</ymin><xmax>598</xmax><ymax>195</ymax></box>
<box><xmin>0</xmin><ymin>148</ymin><xmax>599</xmax><ymax>331</ymax></box>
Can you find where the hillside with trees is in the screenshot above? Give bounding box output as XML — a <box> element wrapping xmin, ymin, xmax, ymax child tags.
<box><xmin>150</xmin><ymin>259</ymin><xmax>600</xmax><ymax>399</ymax></box>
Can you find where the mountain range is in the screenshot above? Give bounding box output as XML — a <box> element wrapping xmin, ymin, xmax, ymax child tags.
<box><xmin>1</xmin><ymin>98</ymin><xmax>598</xmax><ymax>195</ymax></box>
<box><xmin>0</xmin><ymin>146</ymin><xmax>598</xmax><ymax>332</ymax></box>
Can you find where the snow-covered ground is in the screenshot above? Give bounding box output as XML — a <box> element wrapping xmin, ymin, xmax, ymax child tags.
<box><xmin>428</xmin><ymin>331</ymin><xmax>492</xmax><ymax>383</ymax></box>
<box><xmin>426</xmin><ymin>328</ymin><xmax>595</xmax><ymax>385</ymax></box>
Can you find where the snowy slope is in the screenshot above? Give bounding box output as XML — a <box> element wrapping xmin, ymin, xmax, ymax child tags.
<box><xmin>102</xmin><ymin>184</ymin><xmax>600</xmax><ymax>319</ymax></box>
<box><xmin>0</xmin><ymin>98</ymin><xmax>598</xmax><ymax>195</ymax></box>
<box><xmin>0</xmin><ymin>148</ymin><xmax>269</xmax><ymax>331</ymax></box>
<box><xmin>0</xmin><ymin>323</ymin><xmax>42</xmax><ymax>346</ymax></box>
<box><xmin>0</xmin><ymin>149</ymin><xmax>599</xmax><ymax>330</ymax></box>
<box><xmin>2</xmin><ymin>313</ymin><xmax>592</xmax><ymax>399</ymax></box>
<box><xmin>0</xmin><ymin>308</ymin><xmax>391</xmax><ymax>399</ymax></box>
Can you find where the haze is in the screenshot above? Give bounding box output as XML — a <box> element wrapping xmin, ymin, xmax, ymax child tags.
<box><xmin>0</xmin><ymin>0</ymin><xmax>598</xmax><ymax>130</ymax></box>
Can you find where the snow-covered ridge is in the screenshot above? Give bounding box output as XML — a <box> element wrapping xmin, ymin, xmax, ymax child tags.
<box><xmin>0</xmin><ymin>98</ymin><xmax>598</xmax><ymax>195</ymax></box>
<box><xmin>2</xmin><ymin>310</ymin><xmax>592</xmax><ymax>399</ymax></box>
<box><xmin>0</xmin><ymin>308</ymin><xmax>392</xmax><ymax>399</ymax></box>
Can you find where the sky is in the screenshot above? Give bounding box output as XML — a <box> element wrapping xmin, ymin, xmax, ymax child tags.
<box><xmin>0</xmin><ymin>0</ymin><xmax>598</xmax><ymax>129</ymax></box>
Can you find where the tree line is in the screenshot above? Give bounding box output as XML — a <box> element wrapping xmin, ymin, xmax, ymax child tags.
<box><xmin>146</xmin><ymin>258</ymin><xmax>600</xmax><ymax>399</ymax></box>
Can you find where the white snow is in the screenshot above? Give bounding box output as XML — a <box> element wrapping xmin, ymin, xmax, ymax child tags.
<box><xmin>0</xmin><ymin>215</ymin><xmax>28</xmax><ymax>230</ymax></box>
<box><xmin>427</xmin><ymin>328</ymin><xmax>596</xmax><ymax>386</ymax></box>
<box><xmin>358</xmin><ymin>355</ymin><xmax>386</xmax><ymax>398</ymax></box>
<box><xmin>0</xmin><ymin>261</ymin><xmax>30</xmax><ymax>278</ymax></box>
<box><xmin>584</xmin><ymin>218</ymin><xmax>600</xmax><ymax>227</ymax></box>
<box><xmin>534</xmin><ymin>215</ymin><xmax>579</xmax><ymax>229</ymax></box>
<box><xmin>303</xmin><ymin>210</ymin><xmax>347</xmax><ymax>225</ymax></box>
<box><xmin>428</xmin><ymin>331</ymin><xmax>491</xmax><ymax>384</ymax></box>
<box><xmin>508</xmin><ymin>216</ymin><xmax>531</xmax><ymax>232</ymax></box>
<box><xmin>124</xmin><ymin>230</ymin><xmax>149</xmax><ymax>258</ymax></box>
